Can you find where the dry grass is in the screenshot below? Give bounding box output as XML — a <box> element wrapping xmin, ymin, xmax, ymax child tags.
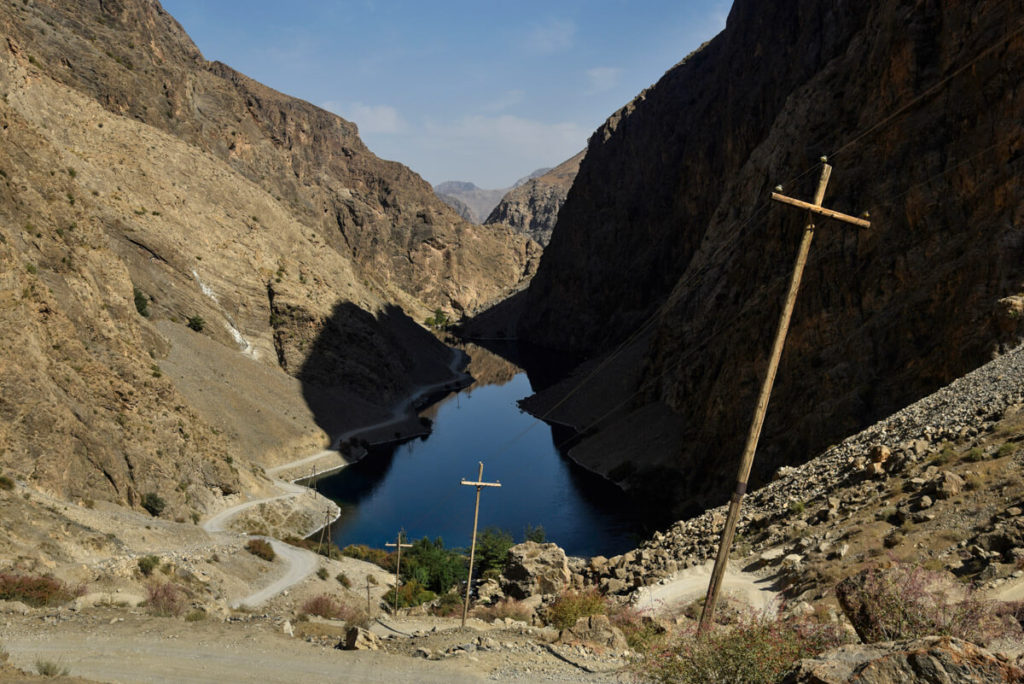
<box><xmin>473</xmin><ymin>598</ymin><xmax>533</xmax><ymax>623</ymax></box>
<box><xmin>0</xmin><ymin>573</ymin><xmax>82</xmax><ymax>607</ymax></box>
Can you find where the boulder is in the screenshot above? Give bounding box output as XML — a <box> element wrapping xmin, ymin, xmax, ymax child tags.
<box><xmin>502</xmin><ymin>542</ymin><xmax>571</xmax><ymax>599</ymax></box>
<box><xmin>930</xmin><ymin>471</ymin><xmax>965</xmax><ymax>499</ymax></box>
<box><xmin>338</xmin><ymin>626</ymin><xmax>381</xmax><ymax>651</ymax></box>
<box><xmin>556</xmin><ymin>614</ymin><xmax>628</xmax><ymax>651</ymax></box>
<box><xmin>781</xmin><ymin>636</ymin><xmax>1024</xmax><ymax>683</ymax></box>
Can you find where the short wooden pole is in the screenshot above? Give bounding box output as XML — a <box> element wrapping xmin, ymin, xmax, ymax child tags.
<box><xmin>385</xmin><ymin>531</ymin><xmax>412</xmax><ymax>614</ymax></box>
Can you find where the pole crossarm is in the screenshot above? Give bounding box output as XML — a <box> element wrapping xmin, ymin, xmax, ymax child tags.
<box><xmin>461</xmin><ymin>462</ymin><xmax>501</xmax><ymax>627</ymax></box>
<box><xmin>769</xmin><ymin>192</ymin><xmax>871</xmax><ymax>228</ymax></box>
<box><xmin>697</xmin><ymin>160</ymin><xmax>869</xmax><ymax>636</ymax></box>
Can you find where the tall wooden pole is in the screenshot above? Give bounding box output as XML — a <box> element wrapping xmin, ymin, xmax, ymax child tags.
<box><xmin>698</xmin><ymin>162</ymin><xmax>869</xmax><ymax>634</ymax></box>
<box><xmin>385</xmin><ymin>531</ymin><xmax>411</xmax><ymax>614</ymax></box>
<box><xmin>460</xmin><ymin>461</ymin><xmax>501</xmax><ymax>628</ymax></box>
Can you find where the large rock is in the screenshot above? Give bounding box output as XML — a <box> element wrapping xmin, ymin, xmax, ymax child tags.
<box><xmin>338</xmin><ymin>626</ymin><xmax>381</xmax><ymax>651</ymax></box>
<box><xmin>502</xmin><ymin>542</ymin><xmax>571</xmax><ymax>599</ymax></box>
<box><xmin>485</xmin><ymin>151</ymin><xmax>584</xmax><ymax>246</ymax></box>
<box><xmin>781</xmin><ymin>636</ymin><xmax>1024</xmax><ymax>683</ymax></box>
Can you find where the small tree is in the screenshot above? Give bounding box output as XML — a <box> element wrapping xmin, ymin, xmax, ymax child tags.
<box><xmin>133</xmin><ymin>287</ymin><xmax>150</xmax><ymax>317</ymax></box>
<box><xmin>476</xmin><ymin>527</ymin><xmax>514</xmax><ymax>575</ymax></box>
<box><xmin>140</xmin><ymin>492</ymin><xmax>166</xmax><ymax>517</ymax></box>
<box><xmin>186</xmin><ymin>315</ymin><xmax>205</xmax><ymax>332</ymax></box>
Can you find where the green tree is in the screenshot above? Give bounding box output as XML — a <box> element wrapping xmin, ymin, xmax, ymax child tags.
<box><xmin>402</xmin><ymin>537</ymin><xmax>466</xmax><ymax>594</ymax></box>
<box><xmin>476</xmin><ymin>527</ymin><xmax>514</xmax><ymax>575</ymax></box>
<box><xmin>186</xmin><ymin>315</ymin><xmax>205</xmax><ymax>332</ymax></box>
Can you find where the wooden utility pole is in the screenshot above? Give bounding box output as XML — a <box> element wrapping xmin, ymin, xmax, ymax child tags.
<box><xmin>385</xmin><ymin>531</ymin><xmax>412</xmax><ymax>614</ymax></box>
<box><xmin>698</xmin><ymin>160</ymin><xmax>869</xmax><ymax>635</ymax></box>
<box><xmin>460</xmin><ymin>461</ymin><xmax>501</xmax><ymax>628</ymax></box>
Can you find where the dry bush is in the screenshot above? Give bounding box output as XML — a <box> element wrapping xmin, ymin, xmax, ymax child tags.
<box><xmin>430</xmin><ymin>591</ymin><xmax>464</xmax><ymax>617</ymax></box>
<box><xmin>635</xmin><ymin>611</ymin><xmax>848</xmax><ymax>684</ymax></box>
<box><xmin>545</xmin><ymin>588</ymin><xmax>607</xmax><ymax>629</ymax></box>
<box><xmin>473</xmin><ymin>597</ymin><xmax>533</xmax><ymax>624</ymax></box>
<box><xmin>0</xmin><ymin>573</ymin><xmax>82</xmax><ymax>607</ymax></box>
<box><xmin>300</xmin><ymin>594</ymin><xmax>368</xmax><ymax>626</ymax></box>
<box><xmin>245</xmin><ymin>538</ymin><xmax>275</xmax><ymax>561</ymax></box>
<box><xmin>146</xmin><ymin>581</ymin><xmax>186</xmax><ymax>617</ymax></box>
<box><xmin>837</xmin><ymin>563</ymin><xmax>1004</xmax><ymax>644</ymax></box>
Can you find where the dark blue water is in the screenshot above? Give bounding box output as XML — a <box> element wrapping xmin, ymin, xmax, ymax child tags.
<box><xmin>316</xmin><ymin>362</ymin><xmax>643</xmax><ymax>557</ymax></box>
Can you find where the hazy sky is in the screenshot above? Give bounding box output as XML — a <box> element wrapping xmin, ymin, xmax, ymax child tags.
<box><xmin>160</xmin><ymin>1</ymin><xmax>729</xmax><ymax>189</ymax></box>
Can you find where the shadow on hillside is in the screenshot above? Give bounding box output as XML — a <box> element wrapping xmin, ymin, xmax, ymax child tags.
<box><xmin>297</xmin><ymin>301</ymin><xmax>455</xmax><ymax>442</ymax></box>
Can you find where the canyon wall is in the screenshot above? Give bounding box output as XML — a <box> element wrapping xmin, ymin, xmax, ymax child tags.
<box><xmin>516</xmin><ymin>0</ymin><xmax>1024</xmax><ymax>515</ymax></box>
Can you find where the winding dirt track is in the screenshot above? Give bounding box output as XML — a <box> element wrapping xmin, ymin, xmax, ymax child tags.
<box><xmin>201</xmin><ymin>350</ymin><xmax>470</xmax><ymax>608</ymax></box>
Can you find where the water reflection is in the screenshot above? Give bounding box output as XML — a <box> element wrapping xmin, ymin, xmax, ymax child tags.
<box><xmin>315</xmin><ymin>345</ymin><xmax>642</xmax><ymax>557</ymax></box>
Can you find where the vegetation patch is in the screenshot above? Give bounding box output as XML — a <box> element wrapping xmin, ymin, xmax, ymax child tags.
<box><xmin>0</xmin><ymin>573</ymin><xmax>81</xmax><ymax>607</ymax></box>
<box><xmin>301</xmin><ymin>594</ymin><xmax>369</xmax><ymax>626</ymax></box>
<box><xmin>35</xmin><ymin>660</ymin><xmax>70</xmax><ymax>678</ymax></box>
<box><xmin>473</xmin><ymin>597</ymin><xmax>532</xmax><ymax>624</ymax></box>
<box><xmin>245</xmin><ymin>538</ymin><xmax>275</xmax><ymax>562</ymax></box>
<box><xmin>137</xmin><ymin>555</ymin><xmax>160</xmax><ymax>577</ymax></box>
<box><xmin>0</xmin><ymin>474</ymin><xmax>13</xmax><ymax>491</ymax></box>
<box><xmin>383</xmin><ymin>579</ymin><xmax>436</xmax><ymax>609</ymax></box>
<box><xmin>635</xmin><ymin>613</ymin><xmax>847</xmax><ymax>684</ymax></box>
<box><xmin>140</xmin><ymin>492</ymin><xmax>165</xmax><ymax>517</ymax></box>
<box><xmin>545</xmin><ymin>588</ymin><xmax>607</xmax><ymax>630</ymax></box>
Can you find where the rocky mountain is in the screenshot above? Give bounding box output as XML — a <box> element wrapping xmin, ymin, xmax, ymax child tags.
<box><xmin>433</xmin><ymin>181</ymin><xmax>508</xmax><ymax>224</ymax></box>
<box><xmin>513</xmin><ymin>0</ymin><xmax>1024</xmax><ymax>516</ymax></box>
<box><xmin>434</xmin><ymin>167</ymin><xmax>551</xmax><ymax>224</ymax></box>
<box><xmin>0</xmin><ymin>0</ymin><xmax>538</xmax><ymax>520</ymax></box>
<box><xmin>485</xmin><ymin>151</ymin><xmax>584</xmax><ymax>246</ymax></box>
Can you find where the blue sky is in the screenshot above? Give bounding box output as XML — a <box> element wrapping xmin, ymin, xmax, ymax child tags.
<box><xmin>160</xmin><ymin>1</ymin><xmax>729</xmax><ymax>189</ymax></box>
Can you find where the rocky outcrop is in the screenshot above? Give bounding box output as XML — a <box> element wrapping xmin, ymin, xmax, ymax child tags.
<box><xmin>502</xmin><ymin>542</ymin><xmax>571</xmax><ymax>599</ymax></box>
<box><xmin>516</xmin><ymin>0</ymin><xmax>1024</xmax><ymax>514</ymax></box>
<box><xmin>485</xmin><ymin>151</ymin><xmax>584</xmax><ymax>246</ymax></box>
<box><xmin>782</xmin><ymin>637</ymin><xmax>1024</xmax><ymax>683</ymax></box>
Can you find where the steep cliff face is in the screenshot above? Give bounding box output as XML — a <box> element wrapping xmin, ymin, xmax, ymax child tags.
<box><xmin>517</xmin><ymin>0</ymin><xmax>1024</xmax><ymax>513</ymax></box>
<box><xmin>485</xmin><ymin>151</ymin><xmax>584</xmax><ymax>246</ymax></box>
<box><xmin>0</xmin><ymin>0</ymin><xmax>536</xmax><ymax>516</ymax></box>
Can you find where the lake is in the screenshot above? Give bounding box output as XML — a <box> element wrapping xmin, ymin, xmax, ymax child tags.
<box><xmin>315</xmin><ymin>344</ymin><xmax>644</xmax><ymax>557</ymax></box>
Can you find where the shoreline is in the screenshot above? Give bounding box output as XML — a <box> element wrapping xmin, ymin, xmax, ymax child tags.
<box><xmin>259</xmin><ymin>347</ymin><xmax>473</xmax><ymax>541</ymax></box>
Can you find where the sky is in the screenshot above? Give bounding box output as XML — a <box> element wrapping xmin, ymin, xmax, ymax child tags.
<box><xmin>160</xmin><ymin>1</ymin><xmax>730</xmax><ymax>189</ymax></box>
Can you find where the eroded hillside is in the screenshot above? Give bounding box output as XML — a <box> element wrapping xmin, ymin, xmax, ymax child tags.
<box><xmin>0</xmin><ymin>0</ymin><xmax>537</xmax><ymax>524</ymax></box>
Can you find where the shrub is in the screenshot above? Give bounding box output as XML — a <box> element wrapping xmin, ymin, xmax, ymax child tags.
<box><xmin>316</xmin><ymin>567</ymin><xmax>329</xmax><ymax>580</ymax></box>
<box><xmin>609</xmin><ymin>603</ymin><xmax>668</xmax><ymax>652</ymax></box>
<box><xmin>35</xmin><ymin>660</ymin><xmax>70</xmax><ymax>677</ymax></box>
<box><xmin>140</xmin><ymin>492</ymin><xmax>166</xmax><ymax>517</ymax></box>
<box><xmin>186</xmin><ymin>315</ymin><xmax>205</xmax><ymax>332</ymax></box>
<box><xmin>836</xmin><ymin>563</ymin><xmax>1001</xmax><ymax>644</ymax></box>
<box><xmin>997</xmin><ymin>443</ymin><xmax>1017</xmax><ymax>459</ymax></box>
<box><xmin>430</xmin><ymin>591</ymin><xmax>465</xmax><ymax>617</ymax></box>
<box><xmin>184</xmin><ymin>608</ymin><xmax>206</xmax><ymax>622</ymax></box>
<box><xmin>301</xmin><ymin>594</ymin><xmax>367</xmax><ymax>625</ymax></box>
<box><xmin>636</xmin><ymin>612</ymin><xmax>848</xmax><ymax>684</ymax></box>
<box><xmin>545</xmin><ymin>588</ymin><xmax>607</xmax><ymax>630</ymax></box>
<box><xmin>0</xmin><ymin>573</ymin><xmax>80</xmax><ymax>607</ymax></box>
<box><xmin>341</xmin><ymin>544</ymin><xmax>395</xmax><ymax>571</ymax></box>
<box><xmin>965</xmin><ymin>447</ymin><xmax>986</xmax><ymax>463</ymax></box>
<box><xmin>145</xmin><ymin>581</ymin><xmax>185</xmax><ymax>617</ymax></box>
<box><xmin>473</xmin><ymin>597</ymin><xmax>532</xmax><ymax>623</ymax></box>
<box><xmin>133</xmin><ymin>287</ymin><xmax>150</xmax><ymax>317</ymax></box>
<box><xmin>0</xmin><ymin>474</ymin><xmax>13</xmax><ymax>491</ymax></box>
<box><xmin>383</xmin><ymin>579</ymin><xmax>436</xmax><ymax>609</ymax></box>
<box><xmin>137</xmin><ymin>555</ymin><xmax>160</xmax><ymax>577</ymax></box>
<box><xmin>523</xmin><ymin>523</ymin><xmax>546</xmax><ymax>543</ymax></box>
<box><xmin>245</xmin><ymin>538</ymin><xmax>275</xmax><ymax>562</ymax></box>
<box><xmin>336</xmin><ymin>572</ymin><xmax>351</xmax><ymax>589</ymax></box>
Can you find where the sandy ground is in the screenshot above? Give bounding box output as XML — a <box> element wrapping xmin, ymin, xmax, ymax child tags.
<box><xmin>631</xmin><ymin>561</ymin><xmax>783</xmax><ymax>617</ymax></box>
